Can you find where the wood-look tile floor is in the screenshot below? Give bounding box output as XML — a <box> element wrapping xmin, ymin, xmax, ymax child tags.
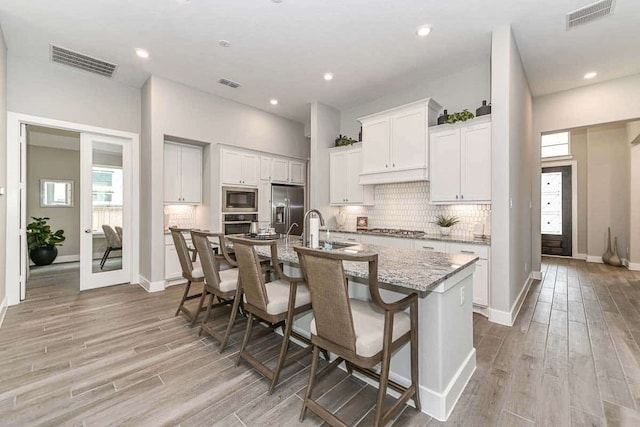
<box><xmin>1</xmin><ymin>258</ymin><xmax>640</xmax><ymax>426</ymax></box>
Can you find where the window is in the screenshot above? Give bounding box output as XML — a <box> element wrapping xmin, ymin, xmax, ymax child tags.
<box><xmin>541</xmin><ymin>131</ymin><xmax>569</xmax><ymax>158</ymax></box>
<box><xmin>92</xmin><ymin>167</ymin><xmax>123</xmax><ymax>206</ymax></box>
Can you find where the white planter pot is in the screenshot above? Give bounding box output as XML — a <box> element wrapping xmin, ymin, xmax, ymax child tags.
<box><xmin>439</xmin><ymin>226</ymin><xmax>451</xmax><ymax>236</ymax></box>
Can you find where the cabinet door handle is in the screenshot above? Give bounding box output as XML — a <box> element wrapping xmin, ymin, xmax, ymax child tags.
<box><xmin>461</xmin><ymin>194</ymin><xmax>464</xmax><ymax>199</ymax></box>
<box><xmin>422</xmin><ymin>246</ymin><xmax>435</xmax><ymax>250</ymax></box>
<box><xmin>385</xmin><ymin>164</ymin><xmax>388</xmax><ymax>168</ymax></box>
<box><xmin>455</xmin><ymin>195</ymin><xmax>459</xmax><ymax>199</ymax></box>
<box><xmin>347</xmin><ymin>238</ymin><xmax>357</xmax><ymax>241</ymax></box>
<box><xmin>393</xmin><ymin>163</ymin><xmax>395</xmax><ymax>167</ymax></box>
<box><xmin>460</xmin><ymin>250</ymin><xmax>476</xmax><ymax>254</ymax></box>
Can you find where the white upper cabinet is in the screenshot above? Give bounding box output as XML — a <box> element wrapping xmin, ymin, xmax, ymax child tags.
<box><xmin>260</xmin><ymin>156</ymin><xmax>272</xmax><ymax>181</ymax></box>
<box><xmin>164</xmin><ymin>142</ymin><xmax>202</xmax><ymax>204</ymax></box>
<box><xmin>358</xmin><ymin>98</ymin><xmax>441</xmax><ymax>185</ymax></box>
<box><xmin>289</xmin><ymin>160</ymin><xmax>305</xmax><ymax>185</ymax></box>
<box><xmin>330</xmin><ymin>144</ymin><xmax>374</xmax><ymax>205</ymax></box>
<box><xmin>221</xmin><ymin>149</ymin><xmax>259</xmax><ymax>186</ymax></box>
<box><xmin>271</xmin><ymin>158</ymin><xmax>289</xmax><ymax>183</ymax></box>
<box><xmin>429</xmin><ymin>116</ymin><xmax>491</xmax><ymax>204</ymax></box>
<box><xmin>258</xmin><ymin>180</ymin><xmax>272</xmax><ymax>222</ymax></box>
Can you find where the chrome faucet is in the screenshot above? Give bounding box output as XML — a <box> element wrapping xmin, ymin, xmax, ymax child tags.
<box><xmin>286</xmin><ymin>222</ymin><xmax>299</xmax><ymax>239</ymax></box>
<box><xmin>302</xmin><ymin>209</ymin><xmax>325</xmax><ymax>247</ymax></box>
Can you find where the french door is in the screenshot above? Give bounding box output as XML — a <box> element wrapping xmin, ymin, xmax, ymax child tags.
<box><xmin>80</xmin><ymin>133</ymin><xmax>132</xmax><ymax>290</ymax></box>
<box><xmin>541</xmin><ymin>165</ymin><xmax>572</xmax><ymax>256</ymax></box>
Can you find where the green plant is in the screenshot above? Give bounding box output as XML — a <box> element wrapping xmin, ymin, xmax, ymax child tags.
<box><xmin>335</xmin><ymin>134</ymin><xmax>358</xmax><ymax>147</ymax></box>
<box><xmin>446</xmin><ymin>109</ymin><xmax>475</xmax><ymax>124</ymax></box>
<box><xmin>26</xmin><ymin>217</ymin><xmax>65</xmax><ymax>250</ymax></box>
<box><xmin>435</xmin><ymin>215</ymin><xmax>460</xmax><ymax>228</ymax></box>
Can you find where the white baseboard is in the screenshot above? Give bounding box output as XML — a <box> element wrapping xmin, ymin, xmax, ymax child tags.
<box><xmin>0</xmin><ymin>295</ymin><xmax>8</xmax><ymax>329</ymax></box>
<box><xmin>138</xmin><ymin>275</ymin><xmax>165</xmax><ymax>293</ymax></box>
<box><xmin>574</xmin><ymin>253</ymin><xmax>587</xmax><ymax>260</ymax></box>
<box><xmin>488</xmin><ymin>272</ymin><xmax>534</xmax><ymax>327</ymax></box>
<box><xmin>586</xmin><ymin>255</ymin><xmax>604</xmax><ymax>264</ymax></box>
<box><xmin>629</xmin><ymin>262</ymin><xmax>640</xmax><ymax>272</ymax></box>
<box><xmin>28</xmin><ymin>254</ymin><xmax>81</xmax><ymax>266</ymax></box>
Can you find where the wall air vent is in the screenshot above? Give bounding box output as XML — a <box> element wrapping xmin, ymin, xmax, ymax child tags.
<box><xmin>218</xmin><ymin>78</ymin><xmax>242</xmax><ymax>89</ymax></box>
<box><xmin>567</xmin><ymin>0</ymin><xmax>615</xmax><ymax>30</ymax></box>
<box><xmin>50</xmin><ymin>44</ymin><xmax>117</xmax><ymax>78</ymax></box>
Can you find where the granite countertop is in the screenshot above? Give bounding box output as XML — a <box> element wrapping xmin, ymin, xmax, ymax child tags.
<box><xmin>250</xmin><ymin>238</ymin><xmax>478</xmax><ymax>294</ymax></box>
<box><xmin>326</xmin><ymin>228</ymin><xmax>491</xmax><ymax>246</ymax></box>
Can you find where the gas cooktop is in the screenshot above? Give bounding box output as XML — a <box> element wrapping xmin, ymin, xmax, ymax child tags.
<box><xmin>367</xmin><ymin>228</ymin><xmax>425</xmax><ymax>237</ymax></box>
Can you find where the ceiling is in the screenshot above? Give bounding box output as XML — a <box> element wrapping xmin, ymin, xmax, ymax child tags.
<box><xmin>2</xmin><ymin>0</ymin><xmax>640</xmax><ymax>124</ymax></box>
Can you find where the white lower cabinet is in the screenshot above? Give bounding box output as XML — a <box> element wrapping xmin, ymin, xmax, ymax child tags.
<box><xmin>445</xmin><ymin>242</ymin><xmax>490</xmax><ymax>307</ymax></box>
<box><xmin>359</xmin><ymin>234</ymin><xmax>413</xmax><ymax>249</ymax></box>
<box><xmin>330</xmin><ymin>232</ymin><xmax>361</xmax><ymax>244</ymax></box>
<box><xmin>165</xmin><ymin>234</ymin><xmax>191</xmax><ymax>283</ymax></box>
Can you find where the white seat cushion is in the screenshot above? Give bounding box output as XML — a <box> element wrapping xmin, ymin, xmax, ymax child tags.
<box><xmin>310</xmin><ymin>299</ymin><xmax>411</xmax><ymax>358</ymax></box>
<box><xmin>190</xmin><ymin>264</ymin><xmax>204</xmax><ymax>280</ymax></box>
<box><xmin>218</xmin><ymin>268</ymin><xmax>239</xmax><ymax>292</ymax></box>
<box><xmin>264</xmin><ymin>279</ymin><xmax>311</xmax><ymax>315</ymax></box>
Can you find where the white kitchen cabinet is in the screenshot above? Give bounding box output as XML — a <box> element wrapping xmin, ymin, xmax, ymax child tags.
<box><xmin>164</xmin><ymin>142</ymin><xmax>202</xmax><ymax>204</ymax></box>
<box><xmin>329</xmin><ymin>144</ymin><xmax>374</xmax><ymax>205</ymax></box>
<box><xmin>429</xmin><ymin>116</ymin><xmax>491</xmax><ymax>203</ymax></box>
<box><xmin>447</xmin><ymin>242</ymin><xmax>490</xmax><ymax>307</ymax></box>
<box><xmin>359</xmin><ymin>234</ymin><xmax>413</xmax><ymax>249</ymax></box>
<box><xmin>271</xmin><ymin>158</ymin><xmax>289</xmax><ymax>183</ymax></box>
<box><xmin>412</xmin><ymin>239</ymin><xmax>447</xmax><ymax>253</ymax></box>
<box><xmin>330</xmin><ymin>232</ymin><xmax>361</xmax><ymax>244</ymax></box>
<box><xmin>358</xmin><ymin>98</ymin><xmax>441</xmax><ymax>185</ymax></box>
<box><xmin>165</xmin><ymin>233</ymin><xmax>192</xmax><ymax>283</ymax></box>
<box><xmin>221</xmin><ymin>149</ymin><xmax>259</xmax><ymax>186</ymax></box>
<box><xmin>289</xmin><ymin>160</ymin><xmax>305</xmax><ymax>184</ymax></box>
<box><xmin>260</xmin><ymin>156</ymin><xmax>272</xmax><ymax>181</ymax></box>
<box><xmin>259</xmin><ymin>180</ymin><xmax>272</xmax><ymax>223</ymax></box>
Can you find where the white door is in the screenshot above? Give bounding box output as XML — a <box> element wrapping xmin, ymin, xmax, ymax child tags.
<box><xmin>19</xmin><ymin>124</ymin><xmax>27</xmax><ymax>300</ymax></box>
<box><xmin>80</xmin><ymin>133</ymin><xmax>132</xmax><ymax>290</ymax></box>
<box><xmin>430</xmin><ymin>129</ymin><xmax>461</xmax><ymax>202</ymax></box>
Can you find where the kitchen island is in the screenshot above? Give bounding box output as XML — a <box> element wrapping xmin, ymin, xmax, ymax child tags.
<box><xmin>251</xmin><ymin>238</ymin><xmax>478</xmax><ymax>421</ymax></box>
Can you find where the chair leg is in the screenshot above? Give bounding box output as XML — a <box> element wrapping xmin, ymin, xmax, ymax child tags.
<box><xmin>375</xmin><ymin>321</ymin><xmax>394</xmax><ymax>427</ymax></box>
<box><xmin>219</xmin><ymin>288</ymin><xmax>242</xmax><ymax>353</ymax></box>
<box><xmin>190</xmin><ymin>283</ymin><xmax>207</xmax><ymax>327</ymax></box>
<box><xmin>268</xmin><ymin>307</ymin><xmax>294</xmax><ymax>395</ymax></box>
<box><xmin>175</xmin><ymin>280</ymin><xmax>192</xmax><ymax>316</ymax></box>
<box><xmin>100</xmin><ymin>247</ymin><xmax>111</xmax><ymax>270</ymax></box>
<box><xmin>199</xmin><ymin>291</ymin><xmax>216</xmax><ymax>337</ymax></box>
<box><xmin>236</xmin><ymin>313</ymin><xmax>254</xmax><ymax>367</ymax></box>
<box><xmin>300</xmin><ymin>345</ymin><xmax>320</xmax><ymax>422</ymax></box>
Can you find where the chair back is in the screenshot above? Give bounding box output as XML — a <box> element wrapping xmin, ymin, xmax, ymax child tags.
<box><xmin>170</xmin><ymin>227</ymin><xmax>195</xmax><ymax>278</ymax></box>
<box><xmin>191</xmin><ymin>231</ymin><xmax>223</xmax><ymax>292</ymax></box>
<box><xmin>115</xmin><ymin>226</ymin><xmax>123</xmax><ymax>241</ymax></box>
<box><xmin>102</xmin><ymin>225</ymin><xmax>122</xmax><ymax>248</ymax></box>
<box><xmin>228</xmin><ymin>237</ymin><xmax>272</xmax><ymax>312</ymax></box>
<box><xmin>295</xmin><ymin>247</ymin><xmax>378</xmax><ymax>353</ymax></box>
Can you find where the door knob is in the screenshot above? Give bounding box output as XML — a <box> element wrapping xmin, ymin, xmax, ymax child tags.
<box><xmin>85</xmin><ymin>229</ymin><xmax>92</xmax><ymax>233</ymax></box>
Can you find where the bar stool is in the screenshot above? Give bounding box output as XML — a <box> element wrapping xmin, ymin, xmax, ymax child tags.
<box><xmin>229</xmin><ymin>237</ymin><xmax>313</xmax><ymax>395</ymax></box>
<box><xmin>191</xmin><ymin>231</ymin><xmax>241</xmax><ymax>352</ymax></box>
<box><xmin>170</xmin><ymin>227</ymin><xmax>206</xmax><ymax>327</ymax></box>
<box><xmin>294</xmin><ymin>246</ymin><xmax>421</xmax><ymax>427</ymax></box>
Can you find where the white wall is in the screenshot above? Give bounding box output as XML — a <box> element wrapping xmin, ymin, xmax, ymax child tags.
<box><xmin>490</xmin><ymin>25</ymin><xmax>534</xmax><ymax>319</ymax></box>
<box><xmin>570</xmin><ymin>129</ymin><xmax>588</xmax><ymax>255</ymax></box>
<box><xmin>0</xmin><ymin>26</ymin><xmax>7</xmax><ymax>310</ymax></box>
<box><xmin>339</xmin><ymin>61</ymin><xmax>490</xmax><ymax>139</ymax></box>
<box><xmin>309</xmin><ymin>102</ymin><xmax>340</xmax><ymax>227</ymax></box>
<box><xmin>628</xmin><ymin>121</ymin><xmax>640</xmax><ymax>145</ymax></box>
<box><xmin>631</xmin><ymin>143</ymin><xmax>640</xmax><ymax>266</ymax></box>
<box><xmin>140</xmin><ymin>76</ymin><xmax>309</xmax><ymax>285</ymax></box>
<box><xmin>532</xmin><ymin>72</ymin><xmax>640</xmax><ymax>271</ymax></box>
<box><xmin>7</xmin><ymin>55</ymin><xmax>141</xmax><ymax>133</ymax></box>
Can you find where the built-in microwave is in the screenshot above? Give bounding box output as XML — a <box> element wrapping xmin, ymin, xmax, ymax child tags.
<box><xmin>222</xmin><ymin>186</ymin><xmax>258</xmax><ymax>212</ymax></box>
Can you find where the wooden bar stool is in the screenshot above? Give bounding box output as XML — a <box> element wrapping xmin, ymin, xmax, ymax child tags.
<box><xmin>229</xmin><ymin>237</ymin><xmax>313</xmax><ymax>395</ymax></box>
<box><xmin>294</xmin><ymin>246</ymin><xmax>421</xmax><ymax>427</ymax></box>
<box><xmin>170</xmin><ymin>227</ymin><xmax>206</xmax><ymax>326</ymax></box>
<box><xmin>191</xmin><ymin>231</ymin><xmax>242</xmax><ymax>352</ymax></box>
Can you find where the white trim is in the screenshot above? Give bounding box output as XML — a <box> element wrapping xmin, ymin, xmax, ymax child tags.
<box><xmin>531</xmin><ymin>270</ymin><xmax>543</xmax><ymax>280</ymax></box>
<box><xmin>138</xmin><ymin>276</ymin><xmax>165</xmax><ymax>293</ymax></box>
<box><xmin>0</xmin><ymin>295</ymin><xmax>8</xmax><ymax>328</ymax></box>
<box><xmin>586</xmin><ymin>255</ymin><xmax>604</xmax><ymax>264</ymax></box>
<box><xmin>629</xmin><ymin>262</ymin><xmax>640</xmax><ymax>271</ymax></box>
<box><xmin>6</xmin><ymin>112</ymin><xmax>140</xmax><ymax>306</ymax></box>
<box><xmin>574</xmin><ymin>253</ymin><xmax>587</xmax><ymax>260</ymax></box>
<box><xmin>28</xmin><ymin>254</ymin><xmax>80</xmax><ymax>266</ymax></box>
<box><xmin>489</xmin><ymin>272</ymin><xmax>534</xmax><ymax>326</ymax></box>
<box><xmin>541</xmin><ymin>159</ymin><xmax>578</xmax><ymax>258</ymax></box>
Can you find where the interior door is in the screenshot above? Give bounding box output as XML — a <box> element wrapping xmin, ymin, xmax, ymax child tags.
<box><xmin>80</xmin><ymin>133</ymin><xmax>132</xmax><ymax>290</ymax></box>
<box><xmin>541</xmin><ymin>166</ymin><xmax>572</xmax><ymax>256</ymax></box>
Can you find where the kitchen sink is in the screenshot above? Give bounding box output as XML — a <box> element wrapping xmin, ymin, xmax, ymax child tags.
<box><xmin>319</xmin><ymin>241</ymin><xmax>357</xmax><ymax>250</ymax></box>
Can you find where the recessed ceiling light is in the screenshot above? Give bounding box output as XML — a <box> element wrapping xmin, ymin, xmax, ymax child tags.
<box><xmin>270</xmin><ymin>99</ymin><xmax>278</xmax><ymax>105</ymax></box>
<box><xmin>323</xmin><ymin>73</ymin><xmax>334</xmax><ymax>81</ymax></box>
<box><xmin>218</xmin><ymin>40</ymin><xmax>230</xmax><ymax>48</ymax></box>
<box><xmin>416</xmin><ymin>25</ymin><xmax>432</xmax><ymax>37</ymax></box>
<box><xmin>272</xmin><ymin>0</ymin><xmax>283</xmax><ymax>3</ymax></box>
<box><xmin>584</xmin><ymin>71</ymin><xmax>597</xmax><ymax>79</ymax></box>
<box><xmin>135</xmin><ymin>48</ymin><xmax>150</xmax><ymax>58</ymax></box>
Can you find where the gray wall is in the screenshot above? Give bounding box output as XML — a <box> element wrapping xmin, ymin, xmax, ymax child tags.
<box><xmin>532</xmin><ymin>72</ymin><xmax>640</xmax><ymax>272</ymax></box>
<box><xmin>0</xmin><ymin>26</ymin><xmax>7</xmax><ymax>307</ymax></box>
<box><xmin>140</xmin><ymin>75</ymin><xmax>309</xmax><ymax>284</ymax></box>
<box><xmin>339</xmin><ymin>61</ymin><xmax>490</xmax><ymax>139</ymax></box>
<box><xmin>310</xmin><ymin>102</ymin><xmax>340</xmax><ymax>227</ymax></box>
<box><xmin>7</xmin><ymin>55</ymin><xmax>141</xmax><ymax>133</ymax></box>
<box><xmin>26</xmin><ymin>145</ymin><xmax>80</xmax><ymax>258</ymax></box>
<box><xmin>570</xmin><ymin>129</ymin><xmax>588</xmax><ymax>255</ymax></box>
<box><xmin>491</xmin><ymin>25</ymin><xmax>534</xmax><ymax>317</ymax></box>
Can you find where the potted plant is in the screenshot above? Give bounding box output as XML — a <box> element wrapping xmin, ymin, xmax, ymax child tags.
<box><xmin>27</xmin><ymin>216</ymin><xmax>66</xmax><ymax>266</ymax></box>
<box><xmin>435</xmin><ymin>215</ymin><xmax>459</xmax><ymax>236</ymax></box>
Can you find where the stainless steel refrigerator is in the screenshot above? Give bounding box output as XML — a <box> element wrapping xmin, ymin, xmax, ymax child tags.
<box><xmin>271</xmin><ymin>184</ymin><xmax>304</xmax><ymax>236</ymax></box>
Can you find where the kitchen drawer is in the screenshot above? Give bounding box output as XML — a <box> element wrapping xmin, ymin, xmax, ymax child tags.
<box><xmin>412</xmin><ymin>239</ymin><xmax>447</xmax><ymax>253</ymax></box>
<box><xmin>360</xmin><ymin>234</ymin><xmax>413</xmax><ymax>249</ymax></box>
<box><xmin>447</xmin><ymin>242</ymin><xmax>489</xmax><ymax>260</ymax></box>
<box><xmin>331</xmin><ymin>232</ymin><xmax>361</xmax><ymax>244</ymax></box>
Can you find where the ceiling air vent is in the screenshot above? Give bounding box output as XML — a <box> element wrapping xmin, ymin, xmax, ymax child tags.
<box><xmin>567</xmin><ymin>0</ymin><xmax>615</xmax><ymax>30</ymax></box>
<box><xmin>218</xmin><ymin>78</ymin><xmax>242</xmax><ymax>89</ymax></box>
<box><xmin>50</xmin><ymin>44</ymin><xmax>117</xmax><ymax>78</ymax></box>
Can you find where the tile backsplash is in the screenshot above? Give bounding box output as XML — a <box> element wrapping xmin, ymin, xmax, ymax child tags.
<box><xmin>164</xmin><ymin>205</ymin><xmax>197</xmax><ymax>229</ymax></box>
<box><xmin>337</xmin><ymin>181</ymin><xmax>491</xmax><ymax>235</ymax></box>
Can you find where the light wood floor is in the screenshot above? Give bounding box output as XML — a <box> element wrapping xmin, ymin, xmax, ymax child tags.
<box><xmin>1</xmin><ymin>258</ymin><xmax>640</xmax><ymax>426</ymax></box>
